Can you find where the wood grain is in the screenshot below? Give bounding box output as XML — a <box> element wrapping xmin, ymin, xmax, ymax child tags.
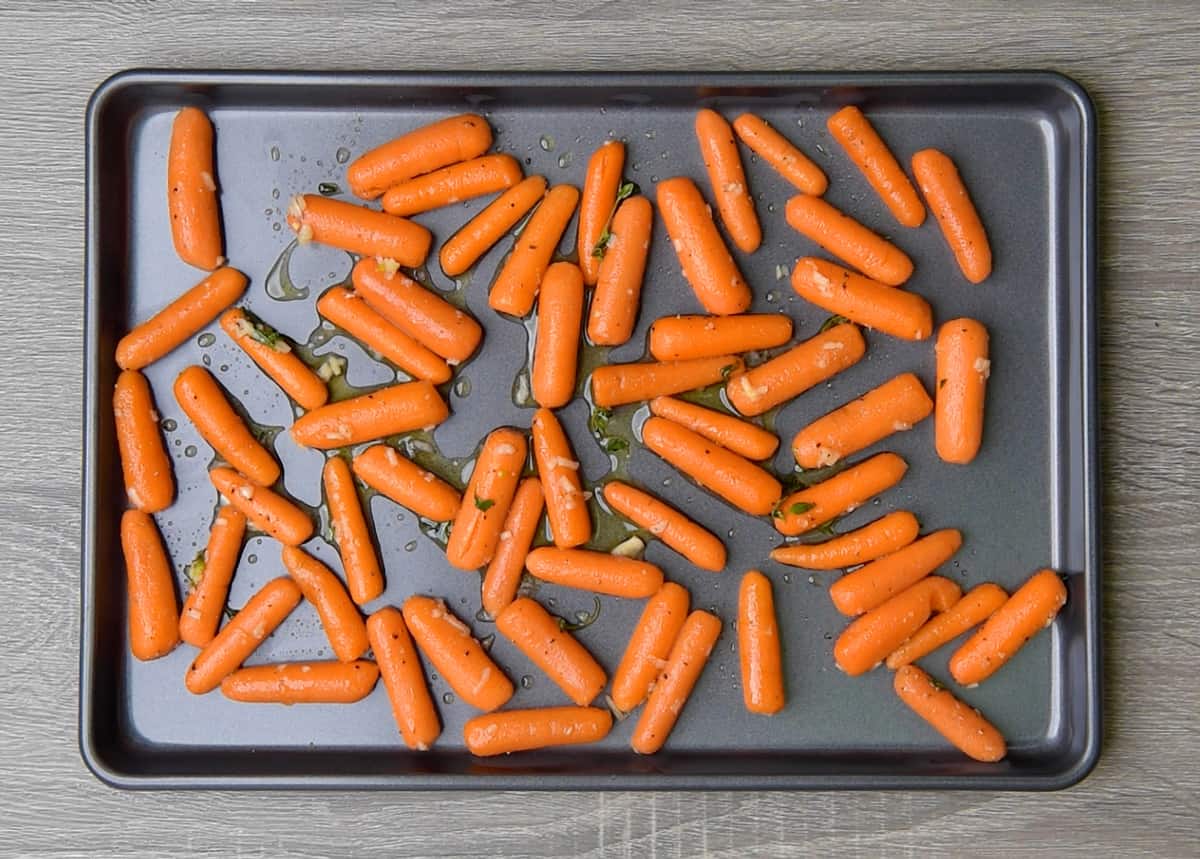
<box><xmin>2</xmin><ymin>1</ymin><xmax>1198</xmax><ymax>856</ymax></box>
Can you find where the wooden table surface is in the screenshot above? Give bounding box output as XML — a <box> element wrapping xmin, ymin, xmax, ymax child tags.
<box><xmin>2</xmin><ymin>1</ymin><xmax>1197</xmax><ymax>856</ymax></box>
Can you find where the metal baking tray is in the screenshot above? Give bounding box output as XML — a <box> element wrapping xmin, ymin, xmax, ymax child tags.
<box><xmin>82</xmin><ymin>70</ymin><xmax>1099</xmax><ymax>790</ymax></box>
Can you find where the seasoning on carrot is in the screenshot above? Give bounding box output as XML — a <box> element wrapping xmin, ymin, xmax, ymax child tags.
<box><xmin>833</xmin><ymin>576</ymin><xmax>962</xmax><ymax>676</ymax></box>
<box><xmin>649</xmin><ymin>396</ymin><xmax>779</xmax><ymax>461</ymax></box>
<box><xmin>525</xmin><ymin>548</ymin><xmax>663</xmax><ymax>598</ymax></box>
<box><xmin>220</xmin><ymin>308</ymin><xmax>328</xmax><ymax>410</ymax></box>
<box><xmin>221</xmin><ymin>661</ymin><xmax>379</xmax><ymax>704</ymax></box>
<box><xmin>590</xmin><ymin>355</ymin><xmax>742</xmax><ymax>408</ymax></box>
<box><xmin>790</xmin><ymin>257</ymin><xmax>933</xmax><ymax>341</ymax></box>
<box><xmin>115</xmin><ymin>267</ymin><xmax>248</xmax><ymax>370</ymax></box>
<box><xmin>826</xmin><ymin>106</ymin><xmax>925</xmax><ymax>228</ymax></box>
<box><xmin>829</xmin><ymin>529</ymin><xmax>963</xmax><ymax>616</ymax></box>
<box><xmin>935</xmin><ymin>318</ymin><xmax>990</xmax><ymax>464</ymax></box>
<box><xmin>530</xmin><ymin>408</ymin><xmax>591</xmax><ymax>548</ymax></box>
<box><xmin>323</xmin><ymin>456</ymin><xmax>383</xmax><ymax>606</ymax></box>
<box><xmin>464</xmin><ymin>707</ymin><xmax>613</xmax><ymax>757</ymax></box>
<box><xmin>631</xmin><ymin>610</ymin><xmax>721</xmax><ymax>754</ymax></box>
<box><xmin>347</xmin><ymin>114</ymin><xmax>493</xmax><ymax>200</ymax></box>
<box><xmin>380</xmin><ymin>154</ymin><xmax>523</xmax><ymax>216</ymax></box>
<box><xmin>401</xmin><ymin>595</ymin><xmax>514</xmax><ymax>712</ymax></box>
<box><xmin>738</xmin><ymin>570</ymin><xmax>784</xmax><ymax>715</ymax></box>
<box><xmin>656</xmin><ymin>177</ymin><xmax>751</xmax><ymax>314</ymax></box>
<box><xmin>174</xmin><ymin>366</ymin><xmax>280</xmax><ymax>486</ymax></box>
<box><xmin>114</xmin><ymin>369</ymin><xmax>174</xmax><ymax>513</ymax></box>
<box><xmin>367</xmin><ymin>607</ymin><xmax>441</xmax><ymax>750</ymax></box>
<box><xmin>601</xmin><ymin>481</ymin><xmax>726</xmax><ymax>572</ymax></box>
<box><xmin>286</xmin><ymin>194</ymin><xmax>431</xmax><ymax>268</ymax></box>
<box><xmin>281</xmin><ymin>546</ymin><xmax>369</xmax><ymax>663</ymax></box>
<box><xmin>167</xmin><ymin>107</ymin><xmax>223</xmax><ymax>270</ymax></box>
<box><xmin>577</xmin><ymin>140</ymin><xmax>626</xmax><ymax>285</ymax></box>
<box><xmin>886</xmin><ymin>583</ymin><xmax>1008</xmax><ymax>669</ymax></box>
<box><xmin>351</xmin><ymin>444</ymin><xmax>462</xmax><ymax>522</ymax></box>
<box><xmin>209</xmin><ymin>467</ymin><xmax>314</xmax><ymax>547</ymax></box>
<box><xmin>496</xmin><ymin>597</ymin><xmax>607</xmax><ymax>706</ymax></box>
<box><xmin>587</xmin><ymin>195</ymin><xmax>653</xmax><ymax>346</ymax></box>
<box><xmin>120</xmin><ymin>510</ymin><xmax>180</xmax><ymax>661</ymax></box>
<box><xmin>773</xmin><ymin>452</ymin><xmax>908</xmax><ymax>536</ymax></box>
<box><xmin>179</xmin><ymin>506</ymin><xmax>246</xmax><ymax>648</ymax></box>
<box><xmin>488</xmin><ymin>184</ymin><xmax>580</xmax><ymax>317</ymax></box>
<box><xmin>770</xmin><ymin>511</ymin><xmax>920</xmax><ymax>570</ymax></box>
<box><xmin>446</xmin><ymin>428</ymin><xmax>528</xmax><ymax>570</ymax></box>
<box><xmin>440</xmin><ymin>176</ymin><xmax>548</xmax><ymax>276</ymax></box>
<box><xmin>695</xmin><ymin>108</ymin><xmax>761</xmax><ymax>252</ymax></box>
<box><xmin>894</xmin><ymin>665</ymin><xmax>1006</xmax><ymax>762</ymax></box>
<box><xmin>291</xmin><ymin>380</ymin><xmax>449</xmax><ymax>449</ymax></box>
<box><xmin>610</xmin><ymin>582</ymin><xmax>691</xmax><ymax>712</ymax></box>
<box><xmin>532</xmin><ymin>262</ymin><xmax>584</xmax><ymax>408</ymax></box>
<box><xmin>731</xmin><ymin>113</ymin><xmax>828</xmax><ymax>195</ymax></box>
<box><xmin>912</xmin><ymin>148</ymin><xmax>992</xmax><ymax>283</ymax></box>
<box><xmin>785</xmin><ymin>195</ymin><xmax>914</xmax><ymax>286</ymax></box>
<box><xmin>481</xmin><ymin>478</ymin><xmax>545</xmax><ymax>618</ymax></box>
<box><xmin>648</xmin><ymin>314</ymin><xmax>792</xmax><ymax>362</ymax></box>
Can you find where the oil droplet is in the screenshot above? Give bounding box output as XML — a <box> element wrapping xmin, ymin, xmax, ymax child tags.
<box><xmin>767</xmin><ymin>203</ymin><xmax>776</xmax><ymax>213</ymax></box>
<box><xmin>265</xmin><ymin>241</ymin><xmax>311</xmax><ymax>302</ymax></box>
<box><xmin>479</xmin><ymin>633</ymin><xmax>495</xmax><ymax>652</ymax></box>
<box><xmin>272</xmin><ymin>188</ymin><xmax>280</xmax><ymax>200</ymax></box>
<box><xmin>247</xmin><ymin>554</ymin><xmax>258</xmax><ymax>564</ymax></box>
<box><xmin>539</xmin><ymin>135</ymin><xmax>555</xmax><ymax>152</ymax></box>
<box><xmin>336</xmin><ymin>147</ymin><xmax>351</xmax><ymax>164</ymax></box>
<box><xmin>160</xmin><ymin>418</ymin><xmax>177</xmax><ymax>432</ymax></box>
<box><xmin>824</xmin><ymin>632</ymin><xmax>833</xmax><ymax>641</ymax></box>
<box><xmin>184</xmin><ymin>445</ymin><xmax>197</xmax><ymax>458</ymax></box>
<box><xmin>547</xmin><ymin>598</ymin><xmax>556</xmax><ymax>608</ymax></box>
<box><xmin>272</xmin><ymin>223</ymin><xmax>281</xmax><ymax>231</ymax></box>
<box><xmin>557</xmin><ymin>152</ymin><xmax>573</xmax><ymax>168</ymax></box>
<box><xmin>453</xmin><ymin>377</ymin><xmax>472</xmax><ymax>398</ymax></box>
<box><xmin>631</xmin><ymin>161</ymin><xmax>640</xmax><ymax>171</ymax></box>
<box><xmin>782</xmin><ymin>574</ymin><xmax>791</xmax><ymax>584</ymax></box>
<box><xmin>173</xmin><ymin>439</ymin><xmax>181</xmax><ymax>447</ymax></box>
<box><xmin>219</xmin><ymin>364</ymin><xmax>229</xmax><ymax>372</ymax></box>
<box><xmin>202</xmin><ymin>354</ymin><xmax>211</xmax><ymax>366</ymax></box>
<box><xmin>796</xmin><ymin>118</ymin><xmax>804</xmax><ymax>128</ymax></box>
<box><xmin>520</xmin><ymin>675</ymin><xmax>534</xmax><ymax>689</ymax></box>
<box><xmin>662</xmin><ymin>478</ymin><xmax>672</xmax><ymax>487</ymax></box>
<box><xmin>766</xmin><ymin>291</ymin><xmax>777</xmax><ymax>303</ymax></box>
<box><xmin>475</xmin><ymin>608</ymin><xmax>494</xmax><ymax>623</ymax></box>
<box><xmin>197</xmin><ymin>333</ymin><xmax>215</xmax><ymax>347</ymax></box>
<box><xmin>644</xmin><ymin>130</ymin><xmax>656</xmax><ymax>140</ymax></box>
<box><xmin>650</xmin><ymin>175</ymin><xmax>658</xmax><ymax>183</ymax></box>
<box><xmin>727</xmin><ymin>528</ymin><xmax>736</xmax><ymax>538</ymax></box>
<box><xmin>404</xmin><ymin>540</ymin><xmax>417</xmax><ymax>552</ymax></box>
<box><xmin>442</xmin><ymin>692</ymin><xmax>455</xmax><ymax>705</ymax></box>
<box><xmin>270</xmin><ymin>146</ymin><xmax>280</xmax><ymax>161</ymax></box>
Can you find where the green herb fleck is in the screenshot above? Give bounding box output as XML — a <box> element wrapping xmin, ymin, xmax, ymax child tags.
<box><xmin>819</xmin><ymin>315</ymin><xmax>851</xmax><ymax>333</ymax></box>
<box><xmin>185</xmin><ymin>552</ymin><xmax>206</xmax><ymax>590</ymax></box>
<box><xmin>616</xmin><ymin>181</ymin><xmax>638</xmax><ymax>203</ymax></box>
<box><xmin>789</xmin><ymin>501</ymin><xmax>816</xmax><ymax>515</ymax></box>
<box><xmin>557</xmin><ymin>596</ymin><xmax>602</xmax><ymax>632</ymax></box>
<box><xmin>771</xmin><ymin>506</ymin><xmax>786</xmax><ymax>520</ymax></box>
<box><xmin>474</xmin><ymin>495</ymin><xmax>496</xmax><ymax>512</ymax></box>
<box><xmin>318</xmin><ymin>182</ymin><xmax>340</xmax><ymax>196</ymax></box>
<box><xmin>591</xmin><ymin>180</ymin><xmax>641</xmax><ymax>259</ymax></box>
<box><xmin>720</xmin><ymin>363</ymin><xmax>737</xmax><ymax>380</ymax></box>
<box><xmin>589</xmin><ymin>407</ymin><xmax>613</xmax><ymax>435</ymax></box>
<box><xmin>592</xmin><ymin>228</ymin><xmax>612</xmax><ymax>259</ymax></box>
<box><xmin>603</xmin><ymin>437</ymin><xmax>629</xmax><ymax>453</ymax></box>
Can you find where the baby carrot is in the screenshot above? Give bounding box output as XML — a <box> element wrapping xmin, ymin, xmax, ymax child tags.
<box><xmin>351</xmin><ymin>444</ymin><xmax>462</xmax><ymax>521</ymax></box>
<box><xmin>464</xmin><ymin>707</ymin><xmax>613</xmax><ymax>757</ymax></box>
<box><xmin>209</xmin><ymin>467</ymin><xmax>314</xmax><ymax>546</ymax></box>
<box><xmin>791</xmin><ymin>372</ymin><xmax>933</xmax><ymax>468</ymax></box>
<box><xmin>577</xmin><ymin>140</ymin><xmax>626</xmax><ymax>285</ymax></box>
<box><xmin>323</xmin><ymin>457</ymin><xmax>383</xmax><ymax>605</ymax></box>
<box><xmin>286</xmin><ymin>194</ymin><xmax>431</xmax><ymax>268</ymax></box>
<box><xmin>116</xmin><ymin>267</ymin><xmax>248</xmax><ymax>370</ymax></box>
<box><xmin>497</xmin><ymin>597</ymin><xmax>607</xmax><ymax>706</ymax></box>
<box><xmin>602</xmin><ymin>481</ymin><xmax>726</xmax><ymax>572</ymax></box>
<box><xmin>348</xmin><ymin>114</ymin><xmax>493</xmax><ymax>200</ymax></box>
<box><xmin>380</xmin><ymin>154</ymin><xmax>523</xmax><ymax>216</ymax></box>
<box><xmin>732</xmin><ymin>113</ymin><xmax>827</xmax><ymax>195</ymax></box>
<box><xmin>773</xmin><ymin>452</ymin><xmax>908</xmax><ymax>537</ymax></box>
<box><xmin>791</xmin><ymin>257</ymin><xmax>933</xmax><ymax>341</ymax></box>
<box><xmin>829</xmin><ymin>529</ymin><xmax>963</xmax><ymax>616</ymax></box>
<box><xmin>727</xmin><ymin>322</ymin><xmax>867</xmax><ymax>417</ymax></box>
<box><xmin>912</xmin><ymin>149</ymin><xmax>992</xmax><ymax>283</ymax></box>
<box><xmin>402</xmin><ymin>595</ymin><xmax>514</xmax><ymax>712</ymax></box>
<box><xmin>532</xmin><ymin>262</ymin><xmax>584</xmax><ymax>408</ymax></box>
<box><xmin>351</xmin><ymin>258</ymin><xmax>482</xmax><ymax>363</ymax></box>
<box><xmin>220</xmin><ymin>308</ymin><xmax>327</xmax><ymax>411</ymax></box>
<box><xmin>887</xmin><ymin>583</ymin><xmax>1008</xmax><ymax>670</ymax></box>
<box><xmin>525</xmin><ymin>548</ymin><xmax>663</xmax><ymax>598</ymax></box>
<box><xmin>531</xmin><ymin>408</ymin><xmax>591</xmax><ymax>548</ymax></box>
<box><xmin>642</xmin><ymin>417</ymin><xmax>782</xmax><ymax>516</ymax></box>
<box><xmin>610</xmin><ymin>582</ymin><xmax>691</xmax><ymax>712</ymax></box>
<box><xmin>114</xmin><ymin>369</ymin><xmax>174</xmax><ymax>513</ymax></box>
<box><xmin>833</xmin><ymin>576</ymin><xmax>962</xmax><ymax>676</ymax></box>
<box><xmin>186</xmin><ymin>577</ymin><xmax>302</xmax><ymax>694</ymax></box>
<box><xmin>167</xmin><ymin>107</ymin><xmax>223</xmax><ymax>270</ymax></box>
<box><xmin>481</xmin><ymin>477</ymin><xmax>544</xmax><ymax>618</ymax></box>
<box><xmin>442</xmin><ymin>183</ymin><xmax>549</xmax><ymax>282</ymax></box>
<box><xmin>291</xmin><ymin>380</ymin><xmax>449</xmax><ymax>449</ymax></box>
<box><xmin>590</xmin><ymin>355</ymin><xmax>742</xmax><ymax>408</ymax></box>
<box><xmin>826</xmin><ymin>106</ymin><xmax>925</xmax><ymax>228</ymax></box>
<box><xmin>657</xmin><ymin>177</ymin><xmax>751</xmax><ymax>314</ymax></box>
<box><xmin>936</xmin><ymin>318</ymin><xmax>990</xmax><ymax>464</ymax></box>
<box><xmin>949</xmin><ymin>569</ymin><xmax>1068</xmax><ymax>686</ymax></box>
<box><xmin>120</xmin><ymin>510</ymin><xmax>180</xmax><ymax>661</ymax></box>
<box><xmin>894</xmin><ymin>665</ymin><xmax>1006</xmax><ymax>762</ymax></box>
<box><xmin>178</xmin><ymin>506</ymin><xmax>246</xmax><ymax>648</ymax></box>
<box><xmin>174</xmin><ymin>366</ymin><xmax>280</xmax><ymax>486</ymax></box>
<box><xmin>631</xmin><ymin>610</ymin><xmax>722</xmax><ymax>754</ymax></box>
<box><xmin>771</xmin><ymin>511</ymin><xmax>920</xmax><ymax>570</ymax></box>
<box><xmin>738</xmin><ymin>570</ymin><xmax>784</xmax><ymax>715</ymax></box>
<box><xmin>367</xmin><ymin>607</ymin><xmax>441</xmax><ymax>750</ymax></box>
<box><xmin>446</xmin><ymin>428</ymin><xmax>528</xmax><ymax>570</ymax></box>
<box><xmin>785</xmin><ymin>195</ymin><xmax>914</xmax><ymax>286</ymax></box>
<box><xmin>648</xmin><ymin>314</ymin><xmax>792</xmax><ymax>362</ymax></box>
<box><xmin>317</xmin><ymin>286</ymin><xmax>451</xmax><ymax>383</ymax></box>
<box><xmin>587</xmin><ymin>195</ymin><xmax>653</xmax><ymax>346</ymax></box>
<box><xmin>649</xmin><ymin>395</ymin><xmax>779</xmax><ymax>461</ymax></box>
<box><xmin>281</xmin><ymin>546</ymin><xmax>369</xmax><ymax>663</ymax></box>
<box><xmin>489</xmin><ymin>184</ymin><xmax>581</xmax><ymax>317</ymax></box>
<box><xmin>696</xmin><ymin>109</ymin><xmax>761</xmax><ymax>254</ymax></box>
<box><xmin>221</xmin><ymin>661</ymin><xmax>379</xmax><ymax>704</ymax></box>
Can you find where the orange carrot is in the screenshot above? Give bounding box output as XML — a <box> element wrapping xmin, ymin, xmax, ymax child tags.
<box><xmin>601</xmin><ymin>481</ymin><xmax>726</xmax><ymax>572</ymax></box>
<box><xmin>367</xmin><ymin>607</ymin><xmax>441</xmax><ymax>750</ymax></box>
<box><xmin>894</xmin><ymin>665</ymin><xmax>1006</xmax><ymax>762</ymax></box>
<box><xmin>610</xmin><ymin>582</ymin><xmax>691</xmax><ymax>712</ymax></box>
<box><xmin>642</xmin><ymin>417</ymin><xmax>782</xmax><ymax>516</ymax></box>
<box><xmin>727</xmin><ymin>322</ymin><xmax>867</xmax><ymax>417</ymax></box>
<box><xmin>488</xmin><ymin>184</ymin><xmax>580</xmax><ymax>317</ymax></box>
<box><xmin>323</xmin><ymin>457</ymin><xmax>383</xmax><ymax>605</ymax></box>
<box><xmin>174</xmin><ymin>366</ymin><xmax>280</xmax><ymax>486</ymax></box>
<box><xmin>738</xmin><ymin>570</ymin><xmax>784</xmax><ymax>715</ymax></box>
<box><xmin>935</xmin><ymin>318</ymin><xmax>990</xmax><ymax>464</ymax></box>
<box><xmin>587</xmin><ymin>195</ymin><xmax>653</xmax><ymax>346</ymax></box>
<box><xmin>648</xmin><ymin>314</ymin><xmax>792</xmax><ymax>362</ymax></box>
<box><xmin>351</xmin><ymin>444</ymin><xmax>462</xmax><ymax>521</ymax></box>
<box><xmin>115</xmin><ymin>267</ymin><xmax>247</xmax><ymax>370</ymax></box>
<box><xmin>481</xmin><ymin>478</ymin><xmax>545</xmax><ymax>618</ymax></box>
<box><xmin>286</xmin><ymin>194</ymin><xmax>431</xmax><ymax>268</ymax></box>
<box><xmin>649</xmin><ymin>395</ymin><xmax>779</xmax><ymax>461</ymax></box>
<box><xmin>348</xmin><ymin>114</ymin><xmax>493</xmax><ymax>200</ymax></box>
<box><xmin>446</xmin><ymin>428</ymin><xmax>528</xmax><ymax>570</ymax></box>
<box><xmin>590</xmin><ymin>355</ymin><xmax>742</xmax><ymax>408</ymax></box>
<box><xmin>402</xmin><ymin>595</ymin><xmax>513</xmax><ymax>712</ymax></box>
<box><xmin>209</xmin><ymin>467</ymin><xmax>314</xmax><ymax>546</ymax></box>
<box><xmin>120</xmin><ymin>510</ymin><xmax>180</xmax><ymax>661</ymax></box>
<box><xmin>167</xmin><ymin>107</ymin><xmax>223</xmax><ymax>270</ymax></box>
<box><xmin>577</xmin><ymin>140</ymin><xmax>626</xmax><ymax>285</ymax></box>
<box><xmin>785</xmin><ymin>196</ymin><xmax>914</xmax><ymax>286</ymax></box>
<box><xmin>695</xmin><ymin>108</ymin><xmax>761</xmax><ymax>252</ymax></box>
<box><xmin>732</xmin><ymin>113</ymin><xmax>827</xmax><ymax>195</ymax></box>
<box><xmin>531</xmin><ymin>408</ymin><xmax>591</xmax><ymax>548</ymax></box>
<box><xmin>887</xmin><ymin>583</ymin><xmax>1008</xmax><ymax>669</ymax></box>
<box><xmin>949</xmin><ymin>569</ymin><xmax>1068</xmax><ymax>686</ymax></box>
<box><xmin>829</xmin><ymin>529</ymin><xmax>963</xmax><ymax>616</ymax></box>
<box><xmin>220</xmin><ymin>661</ymin><xmax>379</xmax><ymax>704</ymax></box>
<box><xmin>791</xmin><ymin>372</ymin><xmax>933</xmax><ymax>468</ymax></box>
<box><xmin>220</xmin><ymin>308</ymin><xmax>328</xmax><ymax>410</ymax></box>
<box><xmin>291</xmin><ymin>380</ymin><xmax>449</xmax><ymax>449</ymax></box>
<box><xmin>186</xmin><ymin>577</ymin><xmax>302</xmax><ymax>694</ymax></box>
<box><xmin>316</xmin><ymin>286</ymin><xmax>451</xmax><ymax>383</ymax></box>
<box><xmin>912</xmin><ymin>149</ymin><xmax>992</xmax><ymax>283</ymax></box>
<box><xmin>773</xmin><ymin>452</ymin><xmax>908</xmax><ymax>537</ymax></box>
<box><xmin>790</xmin><ymin>257</ymin><xmax>933</xmax><ymax>341</ymax></box>
<box><xmin>532</xmin><ymin>262</ymin><xmax>584</xmax><ymax>408</ymax></box>
<box><xmin>770</xmin><ymin>511</ymin><xmax>920</xmax><ymax>570</ymax></box>
<box><xmin>440</xmin><ymin>176</ymin><xmax>548</xmax><ymax>276</ymax></box>
<box><xmin>525</xmin><ymin>548</ymin><xmax>663</xmax><ymax>598</ymax></box>
<box><xmin>496</xmin><ymin>597</ymin><xmax>607</xmax><ymax>706</ymax></box>
<box><xmin>381</xmin><ymin>154</ymin><xmax>523</xmax><ymax>216</ymax></box>
<box><xmin>179</xmin><ymin>506</ymin><xmax>246</xmax><ymax>648</ymax></box>
<box><xmin>833</xmin><ymin>576</ymin><xmax>962</xmax><ymax>676</ymax></box>
<box><xmin>113</xmin><ymin>369</ymin><xmax>174</xmax><ymax>513</ymax></box>
<box><xmin>281</xmin><ymin>546</ymin><xmax>369</xmax><ymax>663</ymax></box>
<box><xmin>464</xmin><ymin>707</ymin><xmax>613</xmax><ymax>756</ymax></box>
<box><xmin>656</xmin><ymin>177</ymin><xmax>751</xmax><ymax>314</ymax></box>
<box><xmin>631</xmin><ymin>610</ymin><xmax>721</xmax><ymax>754</ymax></box>
<box><xmin>826</xmin><ymin>106</ymin><xmax>925</xmax><ymax>228</ymax></box>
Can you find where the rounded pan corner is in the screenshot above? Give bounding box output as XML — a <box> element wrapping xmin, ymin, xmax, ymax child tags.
<box><xmin>1031</xmin><ymin>69</ymin><xmax>1097</xmax><ymax>131</ymax></box>
<box><xmin>78</xmin><ymin>722</ymin><xmax>141</xmax><ymax>791</ymax></box>
<box><xmin>86</xmin><ymin>68</ymin><xmax>160</xmax><ymax>127</ymax></box>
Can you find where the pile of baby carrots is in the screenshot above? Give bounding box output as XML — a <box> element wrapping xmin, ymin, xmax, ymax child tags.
<box><xmin>112</xmin><ymin>100</ymin><xmax>1068</xmax><ymax>763</ymax></box>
